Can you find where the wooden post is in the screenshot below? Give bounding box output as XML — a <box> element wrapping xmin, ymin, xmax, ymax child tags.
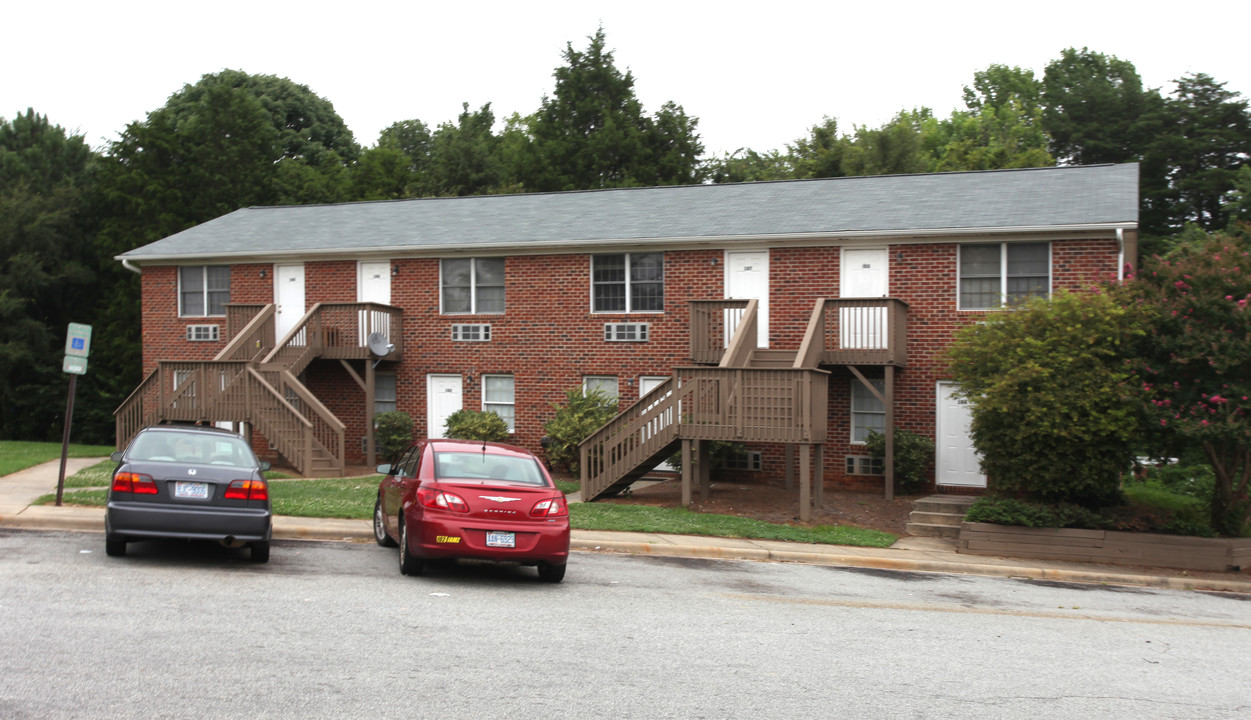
<box><xmin>799</xmin><ymin>444</ymin><xmax>812</xmax><ymax>521</ymax></box>
<box><xmin>681</xmin><ymin>439</ymin><xmax>693</xmax><ymax>507</ymax></box>
<box><xmin>814</xmin><ymin>444</ymin><xmax>824</xmax><ymax>509</ymax></box>
<box><xmin>698</xmin><ymin>439</ymin><xmax>711</xmax><ymax>501</ymax></box>
<box><xmin>884</xmin><ymin>365</ymin><xmax>895</xmax><ymax>501</ymax></box>
<box><xmin>784</xmin><ymin>443</ymin><xmax>795</xmax><ymax>491</ymax></box>
<box><xmin>365</xmin><ymin>358</ymin><xmax>376</xmax><ymax>468</ymax></box>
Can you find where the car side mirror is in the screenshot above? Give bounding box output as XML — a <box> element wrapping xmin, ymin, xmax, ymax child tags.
<box><xmin>110</xmin><ymin>451</ymin><xmax>124</xmax><ymax>462</ymax></box>
<box><xmin>376</xmin><ymin>464</ymin><xmax>392</xmax><ymax>475</ymax></box>
<box><xmin>259</xmin><ymin>461</ymin><xmax>271</xmax><ymax>471</ymax></box>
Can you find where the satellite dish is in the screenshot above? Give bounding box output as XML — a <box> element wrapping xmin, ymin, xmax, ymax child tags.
<box><xmin>367</xmin><ymin>332</ymin><xmax>394</xmax><ymax>357</ymax></box>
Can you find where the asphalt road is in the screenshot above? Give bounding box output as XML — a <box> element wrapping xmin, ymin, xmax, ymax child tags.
<box><xmin>3</xmin><ymin>530</ymin><xmax>1249</xmax><ymax>719</ymax></box>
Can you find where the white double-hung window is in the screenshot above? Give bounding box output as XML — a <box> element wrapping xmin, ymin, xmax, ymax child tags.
<box><xmin>441</xmin><ymin>258</ymin><xmax>505</xmax><ymax>314</ymax></box>
<box><xmin>958</xmin><ymin>242</ymin><xmax>1050</xmax><ymax>310</ymax></box>
<box><xmin>482</xmin><ymin>375</ymin><xmax>515</xmax><ymax>432</ymax></box>
<box><xmin>592</xmin><ymin>253</ymin><xmax>664</xmax><ymax>312</ymax></box>
<box><xmin>851</xmin><ymin>378</ymin><xmax>886</xmax><ymax>444</ymax></box>
<box><xmin>179</xmin><ymin>266</ymin><xmax>231</xmax><ymax>317</ymax></box>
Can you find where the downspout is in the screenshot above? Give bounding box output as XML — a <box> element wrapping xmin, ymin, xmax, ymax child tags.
<box><xmin>121</xmin><ymin>258</ymin><xmax>141</xmax><ymax>275</ymax></box>
<box><xmin>1120</xmin><ymin>227</ymin><xmax>1130</xmax><ymax>281</ymax></box>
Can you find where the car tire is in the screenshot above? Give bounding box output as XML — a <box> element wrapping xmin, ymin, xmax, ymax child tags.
<box><xmin>105</xmin><ymin>535</ymin><xmax>127</xmax><ymax>557</ymax></box>
<box><xmin>537</xmin><ymin>561</ymin><xmax>566</xmax><ymax>583</ymax></box>
<box><xmin>374</xmin><ymin>497</ymin><xmax>397</xmax><ymax>547</ymax></box>
<box><xmin>398</xmin><ymin>516</ymin><xmax>423</xmax><ymax>576</ymax></box>
<box><xmin>250</xmin><ymin>541</ymin><xmax>270</xmax><ymax>563</ymax></box>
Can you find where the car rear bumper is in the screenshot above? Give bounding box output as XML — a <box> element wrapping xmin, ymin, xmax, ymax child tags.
<box><xmin>410</xmin><ymin>515</ymin><xmax>570</xmax><ymax>565</ymax></box>
<box><xmin>107</xmin><ymin>501</ymin><xmax>272</xmax><ymax>542</ymax></box>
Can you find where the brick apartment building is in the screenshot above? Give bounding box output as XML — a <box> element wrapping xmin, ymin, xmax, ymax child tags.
<box><xmin>114</xmin><ymin>162</ymin><xmax>1138</xmax><ymax>514</ymax></box>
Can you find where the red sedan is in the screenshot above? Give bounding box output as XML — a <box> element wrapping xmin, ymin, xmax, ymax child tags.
<box><xmin>374</xmin><ymin>439</ymin><xmax>570</xmax><ymax>582</ymax></box>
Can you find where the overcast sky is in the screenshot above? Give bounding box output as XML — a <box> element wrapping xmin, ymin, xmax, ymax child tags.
<box><xmin>7</xmin><ymin>1</ymin><xmax>1250</xmax><ymax>158</ymax></box>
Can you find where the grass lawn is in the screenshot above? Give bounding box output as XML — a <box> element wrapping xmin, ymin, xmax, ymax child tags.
<box><xmin>0</xmin><ymin>441</ymin><xmax>115</xmax><ymax>477</ymax></box>
<box><xmin>42</xmin><ymin>469</ymin><xmax>898</xmax><ymax>547</ymax></box>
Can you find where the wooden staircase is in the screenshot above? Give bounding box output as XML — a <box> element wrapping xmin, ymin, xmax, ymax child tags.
<box><xmin>114</xmin><ymin>302</ymin><xmax>402</xmax><ymax>477</ymax></box>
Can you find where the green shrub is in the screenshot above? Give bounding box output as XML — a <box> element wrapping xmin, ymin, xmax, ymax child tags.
<box><xmin>666</xmin><ymin>441</ymin><xmax>745</xmax><ymax>473</ymax></box>
<box><xmin>945</xmin><ymin>289</ymin><xmax>1143</xmax><ymax>508</ymax></box>
<box><xmin>542</xmin><ymin>388</ymin><xmax>619</xmax><ymax>473</ymax></box>
<box><xmin>863</xmin><ymin>428</ymin><xmax>934</xmax><ymax>495</ymax></box>
<box><xmin>374</xmin><ymin>411</ymin><xmax>414</xmax><ymax>464</ymax></box>
<box><xmin>444</xmin><ymin>409</ymin><xmax>511</xmax><ymax>443</ymax></box>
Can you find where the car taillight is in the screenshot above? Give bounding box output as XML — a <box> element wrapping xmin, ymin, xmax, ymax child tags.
<box><xmin>417</xmin><ymin>486</ymin><xmax>468</xmax><ymax>513</ymax></box>
<box><xmin>224</xmin><ymin>479</ymin><xmax>269</xmax><ymax>501</ymax></box>
<box><xmin>111</xmin><ymin>472</ymin><xmax>157</xmax><ymax>495</ymax></box>
<box><xmin>530</xmin><ymin>496</ymin><xmax>569</xmax><ymax>517</ymax></box>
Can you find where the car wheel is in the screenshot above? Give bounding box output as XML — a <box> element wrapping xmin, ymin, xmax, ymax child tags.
<box><xmin>374</xmin><ymin>497</ymin><xmax>397</xmax><ymax>547</ymax></box>
<box><xmin>537</xmin><ymin>561</ymin><xmax>566</xmax><ymax>583</ymax></box>
<box><xmin>250</xmin><ymin>541</ymin><xmax>270</xmax><ymax>563</ymax></box>
<box><xmin>398</xmin><ymin>516</ymin><xmax>423</xmax><ymax>576</ymax></box>
<box><xmin>105</xmin><ymin>535</ymin><xmax>127</xmax><ymax>557</ymax></box>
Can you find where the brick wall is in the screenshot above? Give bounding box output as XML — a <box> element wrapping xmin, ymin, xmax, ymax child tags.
<box><xmin>137</xmin><ymin>236</ymin><xmax>1122</xmax><ymax>489</ymax></box>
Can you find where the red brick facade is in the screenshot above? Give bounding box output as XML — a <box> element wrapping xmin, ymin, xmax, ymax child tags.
<box><xmin>138</xmin><ymin>234</ymin><xmax>1127</xmax><ymax>492</ymax></box>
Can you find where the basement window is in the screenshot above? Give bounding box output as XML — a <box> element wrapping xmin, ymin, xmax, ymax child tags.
<box><xmin>722</xmin><ymin>451</ymin><xmax>762</xmax><ymax>471</ymax></box>
<box><xmin>846</xmin><ymin>455</ymin><xmax>885</xmax><ymax>476</ymax></box>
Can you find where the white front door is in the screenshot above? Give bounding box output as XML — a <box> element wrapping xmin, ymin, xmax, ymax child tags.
<box><xmin>357</xmin><ymin>261</ymin><xmax>392</xmax><ymax>345</ymax></box>
<box><xmin>427</xmin><ymin>374</ymin><xmax>463</xmax><ymax>438</ymax></box>
<box><xmin>840</xmin><ymin>248</ymin><xmax>889</xmax><ymax>349</ymax></box>
<box><xmin>936</xmin><ymin>382</ymin><xmax>986</xmax><ymax>488</ymax></box>
<box><xmin>725</xmin><ymin>250</ymin><xmax>769</xmax><ymax>349</ymax></box>
<box><xmin>274</xmin><ymin>264</ymin><xmax>306</xmax><ymax>341</ymax></box>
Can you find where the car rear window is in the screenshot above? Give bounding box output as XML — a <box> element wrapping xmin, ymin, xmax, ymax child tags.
<box><xmin>131</xmin><ymin>431</ymin><xmax>259</xmax><ymax>467</ymax></box>
<box><xmin>433</xmin><ymin>452</ymin><xmax>547</xmax><ymax>486</ymax></box>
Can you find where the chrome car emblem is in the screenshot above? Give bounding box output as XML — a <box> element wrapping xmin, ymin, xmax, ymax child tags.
<box><xmin>480</xmin><ymin>495</ymin><xmax>519</xmax><ymax>503</ymax></box>
<box><xmin>187</xmin><ymin>468</ymin><xmax>197</xmax><ymax>476</ymax></box>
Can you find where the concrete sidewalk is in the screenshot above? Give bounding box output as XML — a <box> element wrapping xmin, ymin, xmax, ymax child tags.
<box><xmin>4</xmin><ymin>459</ymin><xmax>1249</xmax><ymax>593</ymax></box>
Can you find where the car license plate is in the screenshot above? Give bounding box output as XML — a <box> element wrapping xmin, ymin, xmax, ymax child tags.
<box><xmin>174</xmin><ymin>481</ymin><xmax>209</xmax><ymax>500</ymax></box>
<box><xmin>486</xmin><ymin>531</ymin><xmax>515</xmax><ymax>548</ymax></box>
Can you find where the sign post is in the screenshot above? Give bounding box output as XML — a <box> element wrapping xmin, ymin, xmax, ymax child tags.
<box><xmin>57</xmin><ymin>323</ymin><xmax>92</xmax><ymax>506</ymax></box>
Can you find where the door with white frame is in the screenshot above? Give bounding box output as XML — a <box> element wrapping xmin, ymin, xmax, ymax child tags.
<box><xmin>725</xmin><ymin>250</ymin><xmax>769</xmax><ymax>349</ymax></box>
<box><xmin>840</xmin><ymin>248</ymin><xmax>889</xmax><ymax>349</ymax></box>
<box><xmin>274</xmin><ymin>263</ymin><xmax>306</xmax><ymax>342</ymax></box>
<box><xmin>936</xmin><ymin>382</ymin><xmax>986</xmax><ymax>488</ymax></box>
<box><xmin>427</xmin><ymin>374</ymin><xmax>463</xmax><ymax>439</ymax></box>
<box><xmin>357</xmin><ymin>261</ymin><xmax>392</xmax><ymax>346</ymax></box>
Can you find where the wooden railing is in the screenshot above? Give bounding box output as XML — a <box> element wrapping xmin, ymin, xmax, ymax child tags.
<box><xmin>218</xmin><ymin>304</ymin><xmax>275</xmax><ymax>362</ymax></box>
<box><xmin>246</xmin><ymin>366</ymin><xmax>345</xmax><ymax>476</ymax></box>
<box><xmin>580</xmin><ymin>367</ymin><xmax>828</xmax><ymax>501</ymax></box>
<box><xmin>114</xmin><ymin>361</ymin><xmax>251</xmax><ymax>450</ymax></box>
<box><xmin>264</xmin><ymin>302</ymin><xmax>403</xmax><ymax>375</ymax></box>
<box><xmin>690</xmin><ymin>299</ymin><xmax>752</xmax><ymax>364</ymax></box>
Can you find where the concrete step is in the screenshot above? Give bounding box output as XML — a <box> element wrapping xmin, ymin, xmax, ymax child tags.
<box><xmin>905</xmin><ymin>522</ymin><xmax>961</xmax><ymax>539</ymax></box>
<box><xmin>908</xmin><ymin>511</ymin><xmax>965</xmax><ymax>527</ymax></box>
<box><xmin>911</xmin><ymin>496</ymin><xmax>976</xmax><ymax>515</ymax></box>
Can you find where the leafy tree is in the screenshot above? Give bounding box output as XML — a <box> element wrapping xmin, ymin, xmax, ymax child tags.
<box><xmin>1124</xmin><ymin>231</ymin><xmax>1251</xmax><ymax>535</ymax></box>
<box><xmin>422</xmin><ymin>103</ymin><xmax>502</xmax><ymax>197</ymax></box>
<box><xmin>841</xmin><ymin>110</ymin><xmax>930</xmax><ymax>176</ymax></box>
<box><xmin>705</xmin><ymin>148</ymin><xmax>793</xmax><ymax>183</ymax></box>
<box><xmin>352</xmin><ymin>146</ymin><xmax>415</xmax><ymax>200</ymax></box>
<box><xmin>1141</xmin><ymin>73</ymin><xmax>1251</xmax><ymax>234</ymax></box>
<box><xmin>789</xmin><ymin>117</ymin><xmax>848</xmax><ymax>179</ymax></box>
<box><xmin>945</xmin><ymin>289</ymin><xmax>1144</xmax><ymax>507</ymax></box>
<box><xmin>90</xmin><ymin>70</ymin><xmax>362</xmax><ymax>440</ymax></box>
<box><xmin>0</xmin><ymin>110</ymin><xmax>97</xmax><ymax>440</ymax></box>
<box><xmin>963</xmin><ymin>64</ymin><xmax>1044</xmax><ymax>119</ymax></box>
<box><xmin>1041</xmin><ymin>47</ymin><xmax>1159</xmax><ymax>166</ymax></box>
<box><xmin>523</xmin><ymin>27</ymin><xmax>703</xmax><ymax>191</ymax></box>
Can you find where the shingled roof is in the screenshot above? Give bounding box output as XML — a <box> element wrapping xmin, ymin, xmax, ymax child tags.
<box><xmin>118</xmin><ymin>163</ymin><xmax>1139</xmax><ymax>263</ymax></box>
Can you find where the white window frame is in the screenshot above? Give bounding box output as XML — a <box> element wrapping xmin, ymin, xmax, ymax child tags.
<box><xmin>846</xmin><ymin>455</ymin><xmax>885</xmax><ymax>476</ymax></box>
<box><xmin>591</xmin><ymin>253</ymin><xmax>664</xmax><ymax>314</ymax></box>
<box><xmin>583</xmin><ymin>375</ymin><xmax>619</xmax><ymax>399</ymax></box>
<box><xmin>451</xmin><ymin>324</ymin><xmax>492</xmax><ymax>342</ymax></box>
<box><xmin>481</xmin><ymin>374</ymin><xmax>515</xmax><ymax>432</ymax></box>
<box><xmin>375</xmin><ymin>372</ymin><xmax>397</xmax><ymax>415</ymax></box>
<box><xmin>851</xmin><ymin>378</ymin><xmax>886</xmax><ymax>444</ymax></box>
<box><xmin>440</xmin><ymin>258</ymin><xmax>505</xmax><ymax>315</ymax></box>
<box><xmin>179</xmin><ymin>266</ymin><xmax>231</xmax><ymax>317</ymax></box>
<box><xmin>957</xmin><ymin>242</ymin><xmax>1051</xmax><ymax>310</ymax></box>
<box><xmin>185</xmin><ymin>324</ymin><xmax>221</xmax><ymax>342</ymax></box>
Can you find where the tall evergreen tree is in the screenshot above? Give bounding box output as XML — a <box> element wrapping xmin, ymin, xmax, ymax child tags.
<box><xmin>0</xmin><ymin>110</ymin><xmax>97</xmax><ymax>440</ymax></box>
<box><xmin>523</xmin><ymin>28</ymin><xmax>703</xmax><ymax>191</ymax></box>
